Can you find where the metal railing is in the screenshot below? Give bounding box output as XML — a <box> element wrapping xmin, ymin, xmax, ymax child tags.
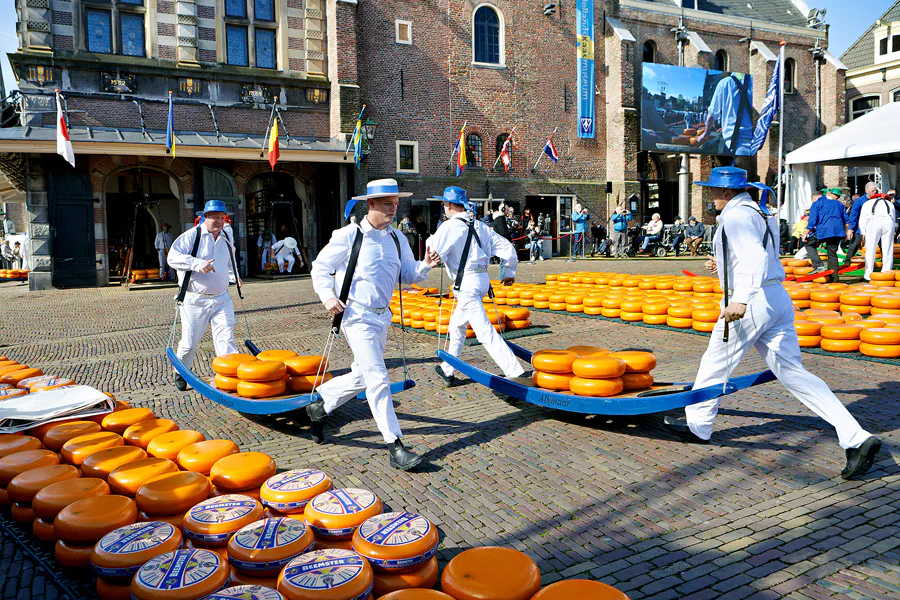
<box><xmin>0</xmin><ymin>91</ymin><xmax>22</xmax><ymax>128</ymax></box>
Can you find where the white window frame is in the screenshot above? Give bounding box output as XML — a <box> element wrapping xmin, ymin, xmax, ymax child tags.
<box><xmin>396</xmin><ymin>141</ymin><xmax>419</xmax><ymax>174</ymax></box>
<box><xmin>891</xmin><ymin>88</ymin><xmax>900</xmax><ymax>103</ymax></box>
<box><xmin>395</xmin><ymin>20</ymin><xmax>412</xmax><ymax>45</ymax></box>
<box><xmin>850</xmin><ymin>95</ymin><xmax>881</xmax><ymax>121</ymax></box>
<box><xmin>471</xmin><ymin>3</ymin><xmax>505</xmax><ymax>68</ymax></box>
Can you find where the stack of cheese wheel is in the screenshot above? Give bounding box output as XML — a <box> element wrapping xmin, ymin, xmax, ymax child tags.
<box><xmin>7</xmin><ymin>464</ymin><xmax>81</xmax><ymax>526</ymax></box>
<box><xmin>236</xmin><ymin>358</ymin><xmax>288</xmax><ymax>399</ymax></box>
<box><xmin>135</xmin><ymin>470</ymin><xmax>211</xmax><ymax>527</ymax></box>
<box><xmin>213</xmin><ymin>353</ymin><xmax>258</xmax><ymax>393</ymax></box>
<box><xmin>608</xmin><ymin>351</ymin><xmax>657</xmax><ymax>393</ymax></box>
<box><xmin>352</xmin><ymin>512</ymin><xmax>439</xmax><ymax>596</ymax></box>
<box><xmin>209</xmin><ymin>450</ymin><xmax>275</xmax><ymax>499</ymax></box>
<box><xmin>569</xmin><ymin>349</ymin><xmax>626</xmax><ymax>398</ymax></box>
<box><xmin>101</xmin><ymin>408</ymin><xmax>156</xmax><ymax>435</ymax></box>
<box><xmin>17</xmin><ymin>375</ymin><xmax>75</xmax><ymax>391</ymax></box>
<box><xmin>0</xmin><ymin>448</ymin><xmax>60</xmax><ymax>516</ymax></box>
<box><xmin>530</xmin><ymin>580</ymin><xmax>630</xmax><ymax>599</ymax></box>
<box><xmin>122</xmin><ymin>419</ymin><xmax>179</xmax><ymax>450</ymax></box>
<box><xmin>441</xmin><ymin>547</ymin><xmax>541</xmax><ymax>600</ymax></box>
<box><xmin>260</xmin><ymin>468</ymin><xmax>333</xmax><ymax>517</ymax></box>
<box><xmin>691</xmin><ymin>304</ymin><xmax>720</xmax><ymax>333</ymax></box>
<box><xmin>530</xmin><ymin>349</ymin><xmax>578</xmax><ymax>393</ymax></box>
<box><xmin>53</xmin><ymin>495</ymin><xmax>138</xmax><ymax>567</ymax></box>
<box><xmin>32</xmin><ymin>478</ymin><xmax>111</xmax><ymax>542</ymax></box>
<box><xmin>61</xmin><ymin>430</ymin><xmax>125</xmax><ymax>466</ymax></box>
<box><xmin>91</xmin><ymin>521</ymin><xmax>183</xmax><ymax>600</ymax></box>
<box><xmin>131</xmin><ymin>549</ymin><xmax>231</xmax><ymax>600</ymax></box>
<box><xmin>500</xmin><ymin>306</ymin><xmax>531</xmax><ymax>331</ymax></box>
<box><xmin>227</xmin><ymin>516</ymin><xmax>315</xmax><ymax>584</ymax></box>
<box><xmin>870</xmin><ymin>272</ymin><xmax>898</xmax><ymax>288</ymax></box>
<box><xmin>108</xmin><ymin>457</ymin><xmax>180</xmax><ymax>497</ymax></box>
<box><xmin>284</xmin><ymin>356</ymin><xmax>332</xmax><ymax>394</ymax></box>
<box><xmin>43</xmin><ymin>421</ymin><xmax>101</xmax><ymax>452</ymax></box>
<box><xmin>277</xmin><ymin>549</ymin><xmax>374</xmax><ymax>600</ymax></box>
<box><xmin>304</xmin><ymin>488</ymin><xmax>383</xmax><ymax>550</ymax></box>
<box><xmin>146</xmin><ymin>430</ymin><xmax>206</xmax><ymax>461</ymax></box>
<box><xmin>820</xmin><ymin>323</ymin><xmax>864</xmax><ymax>353</ymax></box>
<box><xmin>183</xmin><ymin>494</ymin><xmax>265</xmax><ymax>547</ymax></box>
<box><xmin>859</xmin><ymin>323</ymin><xmax>900</xmax><ymax>358</ymax></box>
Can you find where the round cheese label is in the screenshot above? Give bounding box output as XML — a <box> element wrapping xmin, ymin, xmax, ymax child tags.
<box><xmin>280</xmin><ymin>550</ymin><xmax>369</xmax><ymax>593</ymax></box>
<box><xmin>97</xmin><ymin>522</ymin><xmax>177</xmax><ymax>554</ymax></box>
<box><xmin>310</xmin><ymin>489</ymin><xmax>376</xmax><ymax>516</ymax></box>
<box><xmin>232</xmin><ymin>517</ymin><xmax>310</xmax><ymax>551</ymax></box>
<box><xmin>204</xmin><ymin>585</ymin><xmax>284</xmax><ymax>600</ymax></box>
<box><xmin>188</xmin><ymin>495</ymin><xmax>258</xmax><ymax>524</ymax></box>
<box><xmin>0</xmin><ymin>388</ymin><xmax>26</xmax><ymax>397</ymax></box>
<box><xmin>264</xmin><ymin>469</ymin><xmax>327</xmax><ymax>493</ymax></box>
<box><xmin>0</xmin><ymin>384</ymin><xmax>9</xmax><ymax>390</ymax></box>
<box><xmin>358</xmin><ymin>512</ymin><xmax>431</xmax><ymax>547</ymax></box>
<box><xmin>18</xmin><ymin>376</ymin><xmax>73</xmax><ymax>390</ymax></box>
<box><xmin>135</xmin><ymin>549</ymin><xmax>222</xmax><ymax>590</ymax></box>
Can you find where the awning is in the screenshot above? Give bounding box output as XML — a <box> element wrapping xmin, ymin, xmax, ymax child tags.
<box><xmin>786</xmin><ymin>102</ymin><xmax>900</xmax><ymax>166</ymax></box>
<box><xmin>0</xmin><ymin>126</ymin><xmax>354</xmax><ymax>164</ymax></box>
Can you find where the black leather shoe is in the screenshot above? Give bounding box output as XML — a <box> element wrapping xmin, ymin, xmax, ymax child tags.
<box><xmin>174</xmin><ymin>374</ymin><xmax>187</xmax><ymax>392</ymax></box>
<box><xmin>663</xmin><ymin>416</ymin><xmax>710</xmax><ymax>444</ymax></box>
<box><xmin>841</xmin><ymin>436</ymin><xmax>881</xmax><ymax>480</ymax></box>
<box><xmin>306</xmin><ymin>400</ymin><xmax>328</xmax><ymax>445</ymax></box>
<box><xmin>389</xmin><ymin>439</ymin><xmax>425</xmax><ymax>471</ymax></box>
<box><xmin>433</xmin><ymin>365</ymin><xmax>455</xmax><ymax>388</ymax></box>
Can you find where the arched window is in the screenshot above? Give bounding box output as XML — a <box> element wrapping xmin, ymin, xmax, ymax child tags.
<box><xmin>714</xmin><ymin>50</ymin><xmax>729</xmax><ymax>71</ymax></box>
<box><xmin>643</xmin><ymin>40</ymin><xmax>657</xmax><ymax>64</ymax></box>
<box><xmin>466</xmin><ymin>134</ymin><xmax>483</xmax><ymax>167</ymax></box>
<box><xmin>851</xmin><ymin>96</ymin><xmax>881</xmax><ymax>120</ymax></box>
<box><xmin>496</xmin><ymin>133</ymin><xmax>511</xmax><ymax>166</ymax></box>
<box><xmin>473</xmin><ymin>5</ymin><xmax>502</xmax><ymax>65</ymax></box>
<box><xmin>784</xmin><ymin>58</ymin><xmax>796</xmax><ymax>94</ymax></box>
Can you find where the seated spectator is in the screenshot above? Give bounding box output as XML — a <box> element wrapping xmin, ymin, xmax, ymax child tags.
<box><xmin>789</xmin><ymin>210</ymin><xmax>809</xmax><ymax>254</ymax></box>
<box><xmin>670</xmin><ymin>216</ymin><xmax>686</xmax><ymax>257</ymax></box>
<box><xmin>590</xmin><ymin>221</ymin><xmax>608</xmax><ymax>257</ymax></box>
<box><xmin>640</xmin><ymin>213</ymin><xmax>664</xmax><ymax>252</ymax></box>
<box><xmin>685</xmin><ymin>216</ymin><xmax>705</xmax><ymax>256</ymax></box>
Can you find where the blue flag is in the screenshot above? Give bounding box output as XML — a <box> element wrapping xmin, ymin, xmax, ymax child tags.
<box><xmin>749</xmin><ymin>56</ymin><xmax>780</xmax><ymax>155</ymax></box>
<box><xmin>165</xmin><ymin>92</ymin><xmax>176</xmax><ymax>157</ymax></box>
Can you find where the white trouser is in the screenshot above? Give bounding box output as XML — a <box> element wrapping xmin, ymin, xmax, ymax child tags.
<box><xmin>863</xmin><ymin>217</ymin><xmax>896</xmax><ymax>279</ymax></box>
<box><xmin>316</xmin><ymin>305</ymin><xmax>403</xmax><ymax>444</ymax></box>
<box><xmin>260</xmin><ymin>250</ymin><xmax>269</xmax><ymax>271</ymax></box>
<box><xmin>278</xmin><ymin>254</ymin><xmax>295</xmax><ymax>273</ymax></box>
<box><xmin>440</xmin><ymin>273</ymin><xmax>525</xmax><ymax>379</ymax></box>
<box><xmin>685</xmin><ymin>285</ymin><xmax>872</xmax><ymax>450</ymax></box>
<box><xmin>158</xmin><ymin>249</ymin><xmax>174</xmax><ymax>280</ymax></box>
<box><xmin>175</xmin><ymin>292</ymin><xmax>239</xmax><ymax>370</ymax></box>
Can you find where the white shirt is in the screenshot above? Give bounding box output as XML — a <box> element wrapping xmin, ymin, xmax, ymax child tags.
<box><xmin>167</xmin><ymin>225</ymin><xmax>238</xmax><ymax>295</ymax></box>
<box><xmin>714</xmin><ymin>193</ymin><xmax>785</xmax><ymax>305</ymax></box>
<box><xmin>257</xmin><ymin>232</ymin><xmax>276</xmax><ymax>249</ymax></box>
<box><xmin>1</xmin><ymin>244</ymin><xmax>11</xmax><ymax>258</ymax></box>
<box><xmin>645</xmin><ymin>219</ymin><xmax>663</xmax><ymax>236</ymax></box>
<box><xmin>272</xmin><ymin>240</ymin><xmax>299</xmax><ymax>259</ymax></box>
<box><xmin>859</xmin><ymin>197</ymin><xmax>896</xmax><ymax>232</ymax></box>
<box><xmin>312</xmin><ymin>217</ymin><xmax>431</xmax><ymax>308</ymax></box>
<box><xmin>154</xmin><ymin>231</ymin><xmax>174</xmax><ymax>251</ymax></box>
<box><xmin>426</xmin><ymin>213</ymin><xmax>518</xmax><ymax>280</ymax></box>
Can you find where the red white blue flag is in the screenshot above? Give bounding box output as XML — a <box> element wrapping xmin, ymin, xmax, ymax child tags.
<box><xmin>543</xmin><ymin>138</ymin><xmax>559</xmax><ymax>164</ymax></box>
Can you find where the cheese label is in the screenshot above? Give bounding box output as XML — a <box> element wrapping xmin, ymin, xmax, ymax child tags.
<box><xmin>310</xmin><ymin>488</ymin><xmax>376</xmax><ymax>515</ymax></box>
<box><xmin>188</xmin><ymin>496</ymin><xmax>257</xmax><ymax>524</ymax></box>
<box><xmin>0</xmin><ymin>388</ymin><xmax>26</xmax><ymax>397</ymax></box>
<box><xmin>264</xmin><ymin>469</ymin><xmax>326</xmax><ymax>493</ymax></box>
<box><xmin>18</xmin><ymin>376</ymin><xmax>73</xmax><ymax>389</ymax></box>
<box><xmin>204</xmin><ymin>585</ymin><xmax>284</xmax><ymax>600</ymax></box>
<box><xmin>280</xmin><ymin>550</ymin><xmax>367</xmax><ymax>590</ymax></box>
<box><xmin>136</xmin><ymin>549</ymin><xmax>222</xmax><ymax>590</ymax></box>
<box><xmin>0</xmin><ymin>384</ymin><xmax>9</xmax><ymax>389</ymax></box>
<box><xmin>98</xmin><ymin>522</ymin><xmax>177</xmax><ymax>554</ymax></box>
<box><xmin>233</xmin><ymin>517</ymin><xmax>308</xmax><ymax>551</ymax></box>
<box><xmin>358</xmin><ymin>512</ymin><xmax>431</xmax><ymax>546</ymax></box>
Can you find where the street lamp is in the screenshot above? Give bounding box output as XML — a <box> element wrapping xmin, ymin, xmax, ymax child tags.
<box><xmin>361</xmin><ymin>118</ymin><xmax>378</xmax><ymax>156</ymax></box>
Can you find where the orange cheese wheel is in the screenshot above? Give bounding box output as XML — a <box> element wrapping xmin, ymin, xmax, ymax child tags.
<box><xmin>0</xmin><ymin>367</ymin><xmax>43</xmax><ymax>385</ymax></box>
<box><xmin>667</xmin><ymin>304</ymin><xmax>695</xmax><ymax>318</ymax></box>
<box><xmin>205</xmin><ymin>586</ymin><xmax>285</xmax><ymax>600</ymax></box>
<box><xmin>582</xmin><ymin>306</ymin><xmax>601</xmax><ymax>315</ymax></box>
<box><xmin>177</xmin><ymin>440</ymin><xmax>240</xmax><ymax>474</ymax></box>
<box><xmin>33</xmin><ymin>516</ymin><xmax>57</xmax><ymax>542</ymax></box>
<box><xmin>531</xmin><ymin>371</ymin><xmax>574</xmax><ymax>391</ymax></box>
<box><xmin>820</xmin><ymin>324</ymin><xmax>862</xmax><ymax>340</ymax></box>
<box><xmin>17</xmin><ymin>375</ymin><xmax>75</xmax><ymax>391</ymax></box>
<box><xmin>372</xmin><ymin>558</ymin><xmax>439</xmax><ymax>598</ymax></box>
<box><xmin>566</xmin><ymin>346</ymin><xmax>610</xmax><ymax>358</ymax></box>
<box><xmin>210</xmin><ymin>485</ymin><xmax>261</xmax><ymax>501</ymax></box>
<box><xmin>277</xmin><ymin>549</ymin><xmax>373</xmax><ymax>600</ymax></box>
<box><xmin>501</xmin><ymin>307</ymin><xmax>530</xmax><ymax>321</ymax></box>
<box><xmin>135</xmin><ymin>471</ymin><xmax>211</xmax><ymax>515</ymax></box>
<box><xmin>810</xmin><ymin>291</ymin><xmax>841</xmax><ymax>303</ymax></box>
<box><xmin>860</xmin><ymin>328</ymin><xmax>900</xmax><ymax>344</ymax></box>
<box><xmin>82</xmin><ymin>446</ymin><xmax>148</xmax><ymax>479</ymax></box>
<box><xmin>91</xmin><ymin>521</ymin><xmax>184</xmax><ymax>579</ymax></box>
<box><xmin>840</xmin><ymin>293</ymin><xmax>873</xmax><ymax>306</ymax></box>
<box><xmin>287</xmin><ymin>374</ymin><xmax>333</xmax><ymax>394</ymax></box>
<box><xmin>33</xmin><ymin>477</ymin><xmax>111</xmax><ymax>519</ymax></box>
<box><xmin>352</xmin><ymin>512</ymin><xmax>438</xmax><ymax>572</ymax></box>
<box><xmin>378</xmin><ymin>591</ymin><xmax>454</xmax><ymax>600</ymax></box>
<box><xmin>228</xmin><ymin>516</ymin><xmax>315</xmax><ymax>575</ymax></box>
<box><xmin>183</xmin><ymin>494</ymin><xmax>264</xmax><ymax>545</ymax></box>
<box><xmin>533</xmin><ymin>302</ymin><xmax>550</xmax><ymax>310</ymax></box>
<box><xmin>43</xmin><ymin>421</ymin><xmax>103</xmax><ymax>452</ymax></box>
<box><xmin>212</xmin><ymin>354</ymin><xmax>259</xmax><ymax>377</ymax></box>
<box><xmin>30</xmin><ymin>419</ymin><xmax>81</xmax><ymax>440</ymax></box>
<box><xmin>102</xmin><ymin>408</ymin><xmax>156</xmax><ymax>434</ymax></box>
<box><xmin>138</xmin><ymin>510</ymin><xmax>186</xmax><ymax>528</ymax></box>
<box><xmin>441</xmin><ymin>547</ymin><xmax>541</xmax><ymax>600</ymax></box>
<box><xmin>621</xmin><ymin>372</ymin><xmax>654</xmax><ymax>391</ymax></box>
<box><xmin>237</xmin><ymin>361</ymin><xmax>287</xmax><ymax>382</ymax></box>
<box><xmin>132</xmin><ymin>549</ymin><xmax>231</xmax><ymax>600</ymax></box>
<box><xmin>859</xmin><ymin>342</ymin><xmax>900</xmax><ymax>358</ymax></box>
<box><xmin>643</xmin><ymin>313</ymin><xmax>668</xmax><ymax>325</ymax></box>
<box><xmin>607</xmin><ymin>351</ymin><xmax>657</xmax><ymax>373</ymax></box>
<box><xmin>304</xmin><ymin>488</ymin><xmax>383</xmax><ymax>540</ymax></box>
<box><xmin>619</xmin><ymin>300</ymin><xmax>643</xmax><ymax>313</ymax></box>
<box><xmin>0</xmin><ymin>434</ymin><xmax>42</xmax><ymax>458</ymax></box>
<box><xmin>569</xmin><ymin>377</ymin><xmax>624</xmax><ymax>397</ymax></box>
<box><xmin>820</xmin><ymin>339</ymin><xmax>862</xmax><ymax>353</ymax></box>
<box><xmin>620</xmin><ymin>311</ymin><xmax>643</xmax><ymax>322</ymax></box>
<box><xmin>870</xmin><ymin>272</ymin><xmax>897</xmax><ymax>281</ymax></box>
<box><xmin>505</xmin><ymin>319</ymin><xmax>531</xmax><ymax>331</ymax></box>
<box><xmin>530</xmin><ymin>350</ymin><xmax>578</xmax><ymax>374</ymax></box>
<box><xmin>530</xmin><ymin>580</ymin><xmax>629</xmax><ymax>599</ymax></box>
<box><xmin>257</xmin><ymin>350</ymin><xmax>299</xmax><ymax>362</ymax></box>
<box><xmin>667</xmin><ymin>317</ymin><xmax>693</xmax><ymax>328</ymax></box>
<box><xmin>11</xmin><ymin>501</ymin><xmax>34</xmax><ymax>522</ymax></box>
<box><xmin>237</xmin><ymin>379</ymin><xmax>287</xmax><ymax>399</ymax></box>
<box><xmin>571</xmin><ymin>357</ymin><xmax>626</xmax><ymax>379</ymax></box>
<box><xmin>859</xmin><ymin>320</ymin><xmax>888</xmax><ymax>330</ymax></box>
<box><xmin>0</xmin><ymin>387</ymin><xmax>28</xmax><ymax>399</ymax></box>
<box><xmin>209</xmin><ymin>452</ymin><xmax>276</xmax><ymax>492</ymax></box>
<box><xmin>794</xmin><ymin>321</ymin><xmax>824</xmax><ymax>336</ymax></box>
<box><xmin>261</xmin><ymin>469</ymin><xmax>333</xmax><ymax>514</ymax></box>
<box><xmin>642</xmin><ymin>303</ymin><xmax>670</xmax><ymax>316</ymax></box>
<box><xmin>227</xmin><ymin>570</ymin><xmax>279</xmax><ymax>589</ymax></box>
<box><xmin>0</xmin><ymin>449</ymin><xmax>60</xmax><ymax>485</ymax></box>
<box><xmin>692</xmin><ymin>309</ymin><xmax>720</xmax><ymax>323</ymax></box>
<box><xmin>797</xmin><ymin>335</ymin><xmax>822</xmax><ymax>347</ymax></box>
<box><xmin>215</xmin><ymin>374</ymin><xmax>241</xmax><ymax>392</ymax></box>
<box><xmin>55</xmin><ymin>539</ymin><xmax>95</xmax><ymax>568</ymax></box>
<box><xmin>0</xmin><ymin>365</ymin><xmax>27</xmax><ymax>377</ymax></box>
<box><xmin>147</xmin><ymin>430</ymin><xmax>207</xmax><ymax>461</ymax></box>
<box><xmin>109</xmin><ymin>458</ymin><xmax>180</xmax><ymax>496</ymax></box>
<box><xmin>96</xmin><ymin>577</ymin><xmax>134</xmax><ymax>600</ymax></box>
<box><xmin>872</xmin><ymin>296</ymin><xmax>900</xmax><ymax>309</ymax></box>
<box><xmin>85</xmin><ymin>401</ymin><xmax>132</xmax><ymax>426</ymax></box>
<box><xmin>0</xmin><ymin>360</ymin><xmax>17</xmax><ymax>367</ymax></box>
<box><xmin>54</xmin><ymin>495</ymin><xmax>138</xmax><ymax>543</ymax></box>
<box><xmin>62</xmin><ymin>431</ymin><xmax>125</xmax><ymax>466</ymax></box>
<box><xmin>123</xmin><ymin>419</ymin><xmax>179</xmax><ymax>450</ymax></box>
<box><xmin>7</xmin><ymin>464</ymin><xmax>81</xmax><ymax>503</ymax></box>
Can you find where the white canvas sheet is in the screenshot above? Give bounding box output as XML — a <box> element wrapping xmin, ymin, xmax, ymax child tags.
<box><xmin>0</xmin><ymin>385</ymin><xmax>115</xmax><ymax>433</ymax></box>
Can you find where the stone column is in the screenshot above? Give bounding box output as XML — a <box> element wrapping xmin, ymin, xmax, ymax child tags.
<box><xmin>24</xmin><ymin>156</ymin><xmax>52</xmax><ymax>291</ymax></box>
<box><xmin>19</xmin><ymin>0</ymin><xmax>52</xmax><ymax>53</ymax></box>
<box><xmin>177</xmin><ymin>0</ymin><xmax>200</xmax><ymax>66</ymax></box>
<box><xmin>304</xmin><ymin>0</ymin><xmax>326</xmax><ymax>77</ymax></box>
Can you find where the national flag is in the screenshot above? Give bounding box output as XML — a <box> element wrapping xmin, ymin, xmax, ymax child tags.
<box><xmin>55</xmin><ymin>90</ymin><xmax>75</xmax><ymax>168</ymax></box>
<box><xmin>165</xmin><ymin>91</ymin><xmax>176</xmax><ymax>158</ymax></box>
<box><xmin>543</xmin><ymin>137</ymin><xmax>559</xmax><ymax>164</ymax></box>
<box><xmin>499</xmin><ymin>133</ymin><xmax>513</xmax><ymax>173</ymax></box>
<box><xmin>352</xmin><ymin>117</ymin><xmax>363</xmax><ymax>169</ymax></box>
<box><xmin>455</xmin><ymin>123</ymin><xmax>467</xmax><ymax>177</ymax></box>
<box><xmin>268</xmin><ymin>118</ymin><xmax>280</xmax><ymax>170</ymax></box>
<box><xmin>749</xmin><ymin>55</ymin><xmax>781</xmax><ymax>155</ymax></box>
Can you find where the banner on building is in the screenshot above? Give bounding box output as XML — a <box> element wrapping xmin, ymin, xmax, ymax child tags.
<box><xmin>576</xmin><ymin>0</ymin><xmax>595</xmax><ymax>139</ymax></box>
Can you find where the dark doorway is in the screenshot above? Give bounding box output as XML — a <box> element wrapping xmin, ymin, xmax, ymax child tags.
<box><xmin>48</xmin><ymin>166</ymin><xmax>96</xmax><ymax>287</ymax></box>
<box><xmin>246</xmin><ymin>173</ymin><xmax>307</xmax><ymax>275</ymax></box>
<box><xmin>639</xmin><ymin>153</ymin><xmax>677</xmax><ymax>224</ymax></box>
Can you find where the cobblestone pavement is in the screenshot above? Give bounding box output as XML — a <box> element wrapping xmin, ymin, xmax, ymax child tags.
<box><xmin>1</xmin><ymin>256</ymin><xmax>898</xmax><ymax>599</ymax></box>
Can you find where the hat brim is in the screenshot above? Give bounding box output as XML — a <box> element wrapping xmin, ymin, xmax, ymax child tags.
<box><xmin>693</xmin><ymin>181</ymin><xmax>750</xmax><ymax>189</ymax></box>
<box><xmin>429</xmin><ymin>196</ymin><xmax>466</xmax><ymax>204</ymax></box>
<box><xmin>352</xmin><ymin>192</ymin><xmax>414</xmax><ymax>200</ymax></box>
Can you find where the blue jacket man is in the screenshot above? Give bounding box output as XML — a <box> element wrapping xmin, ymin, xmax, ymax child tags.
<box><xmin>572</xmin><ymin>204</ymin><xmax>589</xmax><ymax>258</ymax></box>
<box><xmin>609</xmin><ymin>206</ymin><xmax>632</xmax><ymax>258</ymax></box>
<box><xmin>805</xmin><ymin>188</ymin><xmax>850</xmax><ymax>280</ymax></box>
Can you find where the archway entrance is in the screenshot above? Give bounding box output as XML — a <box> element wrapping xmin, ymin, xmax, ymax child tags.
<box><xmin>639</xmin><ymin>153</ymin><xmax>676</xmax><ymax>224</ymax></box>
<box><xmin>246</xmin><ymin>172</ymin><xmax>308</xmax><ymax>275</ymax></box>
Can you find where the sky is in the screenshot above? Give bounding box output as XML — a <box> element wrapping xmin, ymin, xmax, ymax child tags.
<box><xmin>0</xmin><ymin>0</ymin><xmax>895</xmax><ymax>95</ymax></box>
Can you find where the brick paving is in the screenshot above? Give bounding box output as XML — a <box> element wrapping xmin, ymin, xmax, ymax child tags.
<box><xmin>0</xmin><ymin>256</ymin><xmax>897</xmax><ymax>599</ymax></box>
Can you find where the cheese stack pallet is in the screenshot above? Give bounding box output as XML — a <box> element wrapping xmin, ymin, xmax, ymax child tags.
<box><xmin>531</xmin><ymin>347</ymin><xmax>657</xmax><ymax>398</ymax></box>
<box><xmin>390</xmin><ymin>290</ymin><xmax>534</xmax><ymax>338</ymax></box>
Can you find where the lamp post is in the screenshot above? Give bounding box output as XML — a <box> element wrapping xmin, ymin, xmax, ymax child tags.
<box><xmin>361</xmin><ymin>118</ymin><xmax>378</xmax><ymax>157</ymax></box>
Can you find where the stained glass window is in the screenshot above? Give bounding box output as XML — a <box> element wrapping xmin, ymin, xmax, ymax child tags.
<box><xmin>474</xmin><ymin>6</ymin><xmax>500</xmax><ymax>64</ymax></box>
<box><xmin>255</xmin><ymin>0</ymin><xmax>274</xmax><ymax>21</ymax></box>
<box><xmin>226</xmin><ymin>25</ymin><xmax>249</xmax><ymax>66</ymax></box>
<box><xmin>226</xmin><ymin>0</ymin><xmax>247</xmax><ymax>18</ymax></box>
<box><xmin>120</xmin><ymin>13</ymin><xmax>144</xmax><ymax>57</ymax></box>
<box><xmin>256</xmin><ymin>29</ymin><xmax>276</xmax><ymax>69</ymax></box>
<box><xmin>119</xmin><ymin>0</ymin><xmax>143</xmax><ymax>5</ymax></box>
<box><xmin>466</xmin><ymin>134</ymin><xmax>482</xmax><ymax>167</ymax></box>
<box><xmin>86</xmin><ymin>10</ymin><xmax>112</xmax><ymax>54</ymax></box>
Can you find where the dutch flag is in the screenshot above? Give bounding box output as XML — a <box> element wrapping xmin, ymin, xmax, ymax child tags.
<box><xmin>543</xmin><ymin>138</ymin><xmax>559</xmax><ymax>164</ymax></box>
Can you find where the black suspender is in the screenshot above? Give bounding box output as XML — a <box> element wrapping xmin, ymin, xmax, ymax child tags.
<box><xmin>331</xmin><ymin>228</ymin><xmax>364</xmax><ymax>334</ymax></box>
<box><xmin>452</xmin><ymin>219</ymin><xmax>482</xmax><ymax>292</ymax></box>
<box><xmin>175</xmin><ymin>226</ymin><xmax>203</xmax><ymax>304</ymax></box>
<box><xmin>222</xmin><ymin>229</ymin><xmax>242</xmax><ymax>300</ymax></box>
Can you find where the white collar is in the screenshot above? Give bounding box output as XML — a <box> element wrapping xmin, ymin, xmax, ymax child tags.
<box><xmin>361</xmin><ymin>216</ymin><xmax>392</xmax><ymax>235</ymax></box>
<box><xmin>718</xmin><ymin>192</ymin><xmax>754</xmax><ymax>219</ymax></box>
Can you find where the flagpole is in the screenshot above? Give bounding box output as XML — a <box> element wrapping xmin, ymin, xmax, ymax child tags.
<box><xmin>532</xmin><ymin>127</ymin><xmax>557</xmax><ymax>173</ymax></box>
<box><xmin>776</xmin><ymin>41</ymin><xmax>786</xmax><ymax>219</ymax></box>
<box><xmin>344</xmin><ymin>104</ymin><xmax>366</xmax><ymax>160</ymax></box>
<box><xmin>492</xmin><ymin>126</ymin><xmax>516</xmax><ymax>171</ymax></box>
<box><xmin>260</xmin><ymin>99</ymin><xmax>278</xmax><ymax>158</ymax></box>
<box><xmin>447</xmin><ymin>120</ymin><xmax>467</xmax><ymax>170</ymax></box>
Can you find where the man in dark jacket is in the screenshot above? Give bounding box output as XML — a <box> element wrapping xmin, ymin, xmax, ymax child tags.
<box><xmin>804</xmin><ymin>188</ymin><xmax>851</xmax><ymax>281</ymax></box>
<box><xmin>685</xmin><ymin>216</ymin><xmax>705</xmax><ymax>256</ymax></box>
<box><xmin>671</xmin><ymin>216</ymin><xmax>686</xmax><ymax>257</ymax></box>
<box><xmin>491</xmin><ymin>206</ymin><xmax>509</xmax><ymax>239</ymax></box>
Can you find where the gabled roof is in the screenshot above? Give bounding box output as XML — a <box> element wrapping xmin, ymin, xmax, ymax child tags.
<box><xmin>633</xmin><ymin>0</ymin><xmax>811</xmax><ymax>28</ymax></box>
<box><xmin>840</xmin><ymin>0</ymin><xmax>900</xmax><ymax>71</ymax></box>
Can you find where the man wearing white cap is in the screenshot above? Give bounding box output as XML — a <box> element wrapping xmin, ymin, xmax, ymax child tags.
<box><xmin>426</xmin><ymin>186</ymin><xmax>525</xmax><ymax>387</ymax></box>
<box><xmin>168</xmin><ymin>200</ymin><xmax>242</xmax><ymax>391</ymax></box>
<box><xmin>308</xmin><ymin>179</ymin><xmax>440</xmax><ymax>470</ymax></box>
<box><xmin>858</xmin><ymin>193</ymin><xmax>896</xmax><ymax>280</ymax></box>
<box><xmin>272</xmin><ymin>236</ymin><xmax>302</xmax><ymax>274</ymax></box>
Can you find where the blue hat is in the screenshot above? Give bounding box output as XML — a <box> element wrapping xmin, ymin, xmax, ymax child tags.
<box><xmin>694</xmin><ymin>166</ymin><xmax>750</xmax><ymax>189</ymax></box>
<box><xmin>202</xmin><ymin>200</ymin><xmax>230</xmax><ymax>214</ymax></box>
<box><xmin>431</xmin><ymin>186</ymin><xmax>474</xmax><ymax>211</ymax></box>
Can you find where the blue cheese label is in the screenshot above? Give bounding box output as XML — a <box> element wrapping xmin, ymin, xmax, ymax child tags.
<box><xmin>357</xmin><ymin>512</ymin><xmax>431</xmax><ymax>546</ymax></box>
<box><xmin>280</xmin><ymin>550</ymin><xmax>369</xmax><ymax>595</ymax></box>
<box><xmin>310</xmin><ymin>489</ymin><xmax>376</xmax><ymax>515</ymax></box>
<box><xmin>188</xmin><ymin>495</ymin><xmax>258</xmax><ymax>524</ymax></box>
<box><xmin>233</xmin><ymin>517</ymin><xmax>308</xmax><ymax>551</ymax></box>
<box><xmin>203</xmin><ymin>585</ymin><xmax>284</xmax><ymax>600</ymax></box>
<box><xmin>98</xmin><ymin>522</ymin><xmax>177</xmax><ymax>554</ymax></box>
<box><xmin>135</xmin><ymin>549</ymin><xmax>222</xmax><ymax>590</ymax></box>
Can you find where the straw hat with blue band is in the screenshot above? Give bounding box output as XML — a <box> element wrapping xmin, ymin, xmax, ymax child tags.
<box><xmin>430</xmin><ymin>186</ymin><xmax>474</xmax><ymax>212</ymax></box>
<box><xmin>344</xmin><ymin>178</ymin><xmax>413</xmax><ymax>221</ymax></box>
